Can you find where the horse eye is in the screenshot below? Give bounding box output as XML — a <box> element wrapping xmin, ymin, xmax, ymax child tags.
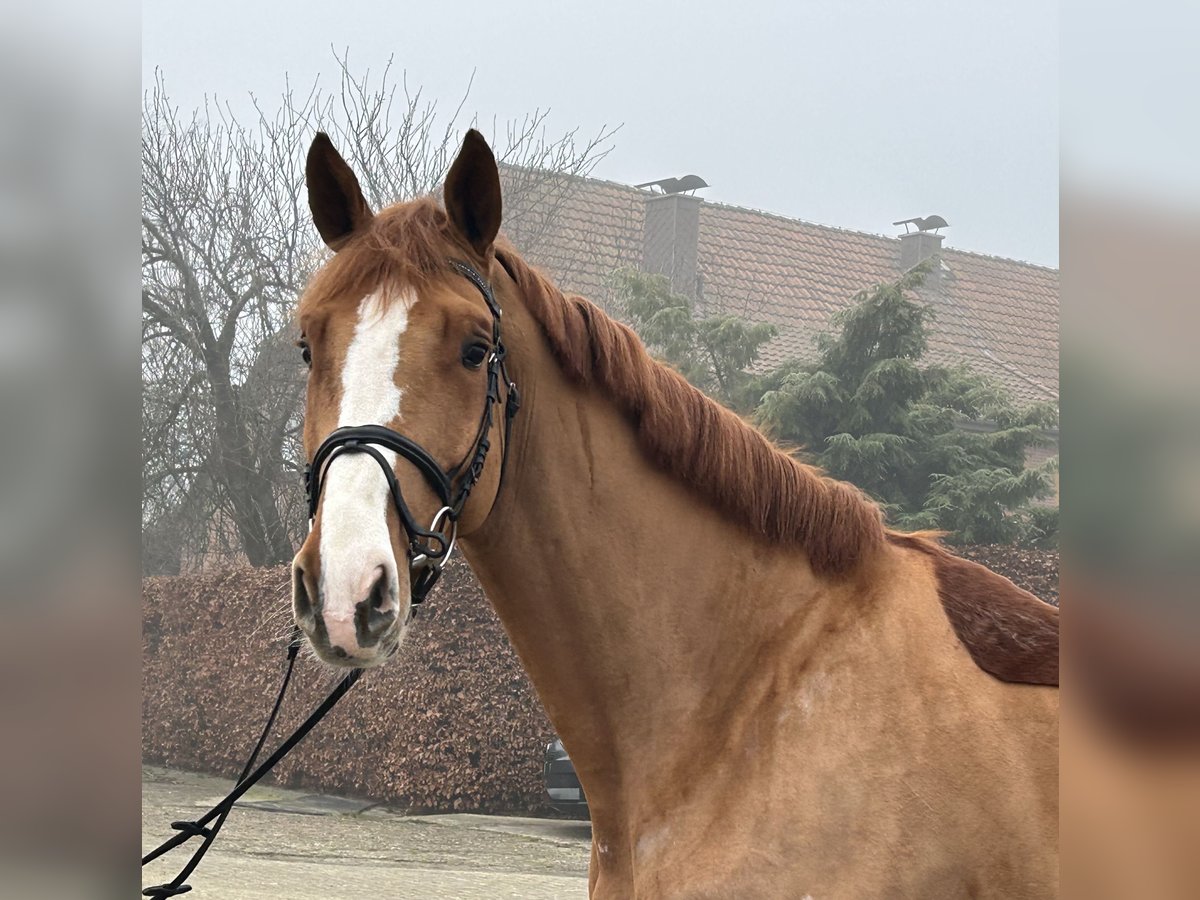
<box><xmin>461</xmin><ymin>342</ymin><xmax>489</xmax><ymax>370</ymax></box>
<box><xmin>298</xmin><ymin>341</ymin><xmax>312</xmax><ymax>368</ymax></box>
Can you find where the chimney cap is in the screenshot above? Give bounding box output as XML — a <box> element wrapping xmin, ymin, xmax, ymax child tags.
<box><xmin>893</xmin><ymin>215</ymin><xmax>949</xmax><ymax>234</ymax></box>
<box><xmin>635</xmin><ymin>175</ymin><xmax>709</xmax><ymax>195</ymax></box>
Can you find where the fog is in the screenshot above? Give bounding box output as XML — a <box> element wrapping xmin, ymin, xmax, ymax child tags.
<box><xmin>143</xmin><ymin>0</ymin><xmax>1059</xmax><ymax>265</ymax></box>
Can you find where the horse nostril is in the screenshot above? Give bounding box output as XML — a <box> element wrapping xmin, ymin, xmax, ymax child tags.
<box><xmin>293</xmin><ymin>564</ymin><xmax>315</xmax><ymax>620</ymax></box>
<box><xmin>368</xmin><ymin>568</ymin><xmax>391</xmax><ymax>612</ymax></box>
<box><xmin>355</xmin><ymin>567</ymin><xmax>398</xmax><ymax>645</ymax></box>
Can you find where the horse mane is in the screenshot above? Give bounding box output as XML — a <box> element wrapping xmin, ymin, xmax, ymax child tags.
<box><xmin>492</xmin><ymin>229</ymin><xmax>1056</xmax><ymax>687</ymax></box>
<box><xmin>493</xmin><ymin>240</ymin><xmax>887</xmax><ymax>577</ymax></box>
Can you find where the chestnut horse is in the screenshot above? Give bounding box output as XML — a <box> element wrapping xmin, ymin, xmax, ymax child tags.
<box><xmin>291</xmin><ymin>129</ymin><xmax>1059</xmax><ymax>899</ymax></box>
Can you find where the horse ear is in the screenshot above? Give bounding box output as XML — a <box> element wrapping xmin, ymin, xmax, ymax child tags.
<box><xmin>306</xmin><ymin>132</ymin><xmax>374</xmax><ymax>251</ymax></box>
<box><xmin>443</xmin><ymin>129</ymin><xmax>502</xmax><ymax>257</ymax></box>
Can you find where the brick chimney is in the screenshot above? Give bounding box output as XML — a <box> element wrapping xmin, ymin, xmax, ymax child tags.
<box><xmin>898</xmin><ymin>230</ymin><xmax>944</xmax><ymax>270</ymax></box>
<box><xmin>642</xmin><ymin>192</ymin><xmax>702</xmax><ymax>299</ymax></box>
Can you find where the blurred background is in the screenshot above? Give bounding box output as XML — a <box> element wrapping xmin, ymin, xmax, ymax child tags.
<box><xmin>0</xmin><ymin>2</ymin><xmax>140</xmax><ymax>898</ymax></box>
<box><xmin>1061</xmin><ymin>2</ymin><xmax>1200</xmax><ymax>895</ymax></box>
<box><xmin>1</xmin><ymin>1</ymin><xmax>1197</xmax><ymax>896</ymax></box>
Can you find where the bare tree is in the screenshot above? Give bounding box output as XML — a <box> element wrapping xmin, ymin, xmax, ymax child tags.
<box><xmin>142</xmin><ymin>55</ymin><xmax>617</xmax><ymax>571</ymax></box>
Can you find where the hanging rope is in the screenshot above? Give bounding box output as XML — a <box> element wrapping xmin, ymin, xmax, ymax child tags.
<box><xmin>142</xmin><ymin>632</ymin><xmax>362</xmax><ymax>897</ymax></box>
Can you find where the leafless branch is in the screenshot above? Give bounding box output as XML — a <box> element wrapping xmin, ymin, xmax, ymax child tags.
<box><xmin>141</xmin><ymin>54</ymin><xmax>619</xmax><ymax>572</ymax></box>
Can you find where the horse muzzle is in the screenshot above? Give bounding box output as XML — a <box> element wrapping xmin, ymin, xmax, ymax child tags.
<box><xmin>291</xmin><ymin>554</ymin><xmax>407</xmax><ymax>668</ymax></box>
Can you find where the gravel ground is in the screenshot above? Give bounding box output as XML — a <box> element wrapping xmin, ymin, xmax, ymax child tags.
<box><xmin>142</xmin><ymin>767</ymin><xmax>591</xmax><ymax>899</ymax></box>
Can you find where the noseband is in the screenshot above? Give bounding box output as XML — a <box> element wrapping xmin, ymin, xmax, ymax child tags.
<box><xmin>303</xmin><ymin>259</ymin><xmax>520</xmax><ymax>608</ymax></box>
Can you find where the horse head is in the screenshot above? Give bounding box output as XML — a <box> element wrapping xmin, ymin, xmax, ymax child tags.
<box><xmin>291</xmin><ymin>130</ymin><xmax>515</xmax><ymax>668</ymax></box>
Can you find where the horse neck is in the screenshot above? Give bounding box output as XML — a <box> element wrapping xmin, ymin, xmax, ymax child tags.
<box><xmin>459</xmin><ymin>298</ymin><xmax>840</xmax><ymax>823</ymax></box>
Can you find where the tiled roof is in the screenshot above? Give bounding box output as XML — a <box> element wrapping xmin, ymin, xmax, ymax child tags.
<box><xmin>501</xmin><ymin>169</ymin><xmax>1059</xmax><ymax>406</ymax></box>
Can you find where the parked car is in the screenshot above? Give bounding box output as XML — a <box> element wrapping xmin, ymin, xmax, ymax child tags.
<box><xmin>543</xmin><ymin>737</ymin><xmax>588</xmax><ymax>814</ymax></box>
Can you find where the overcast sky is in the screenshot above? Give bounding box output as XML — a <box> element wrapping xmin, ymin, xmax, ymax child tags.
<box><xmin>143</xmin><ymin>0</ymin><xmax>1058</xmax><ymax>266</ymax></box>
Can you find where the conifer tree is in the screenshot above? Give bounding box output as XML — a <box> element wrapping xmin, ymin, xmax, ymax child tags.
<box><xmin>756</xmin><ymin>264</ymin><xmax>1058</xmax><ymax>544</ymax></box>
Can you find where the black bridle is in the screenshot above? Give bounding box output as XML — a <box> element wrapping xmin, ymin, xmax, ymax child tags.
<box><xmin>142</xmin><ymin>259</ymin><xmax>519</xmax><ymax>898</ymax></box>
<box><xmin>304</xmin><ymin>259</ymin><xmax>520</xmax><ymax>609</ymax></box>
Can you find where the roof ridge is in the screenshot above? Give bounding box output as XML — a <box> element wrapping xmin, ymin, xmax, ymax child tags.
<box><xmin>940</xmin><ymin>245</ymin><xmax>1059</xmax><ymax>273</ymax></box>
<box><xmin>702</xmin><ymin>198</ymin><xmax>897</xmax><ymax>244</ymax></box>
<box><xmin>498</xmin><ymin>161</ymin><xmax>647</xmax><ymax>198</ymax></box>
<box><xmin>704</xmin><ymin>198</ymin><xmax>1058</xmax><ymax>274</ymax></box>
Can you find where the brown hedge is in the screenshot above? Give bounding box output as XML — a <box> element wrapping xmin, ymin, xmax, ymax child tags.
<box><xmin>142</xmin><ymin>545</ymin><xmax>1057</xmax><ymax>812</ymax></box>
<box><xmin>143</xmin><ymin>556</ymin><xmax>556</xmax><ymax>813</ymax></box>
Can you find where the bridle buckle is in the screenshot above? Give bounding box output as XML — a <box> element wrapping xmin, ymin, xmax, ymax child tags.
<box><xmin>410</xmin><ymin>505</ymin><xmax>458</xmax><ymax>572</ymax></box>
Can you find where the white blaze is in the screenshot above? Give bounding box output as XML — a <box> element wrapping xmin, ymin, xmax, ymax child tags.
<box><xmin>317</xmin><ymin>289</ymin><xmax>413</xmax><ymax>627</ymax></box>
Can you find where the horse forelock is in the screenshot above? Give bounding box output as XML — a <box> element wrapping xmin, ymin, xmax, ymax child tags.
<box><xmin>298</xmin><ymin>198</ymin><xmax>460</xmax><ymax>319</ymax></box>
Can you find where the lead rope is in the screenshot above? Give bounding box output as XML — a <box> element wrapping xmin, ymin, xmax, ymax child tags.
<box><xmin>141</xmin><ymin>630</ymin><xmax>362</xmax><ymax>897</ymax></box>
